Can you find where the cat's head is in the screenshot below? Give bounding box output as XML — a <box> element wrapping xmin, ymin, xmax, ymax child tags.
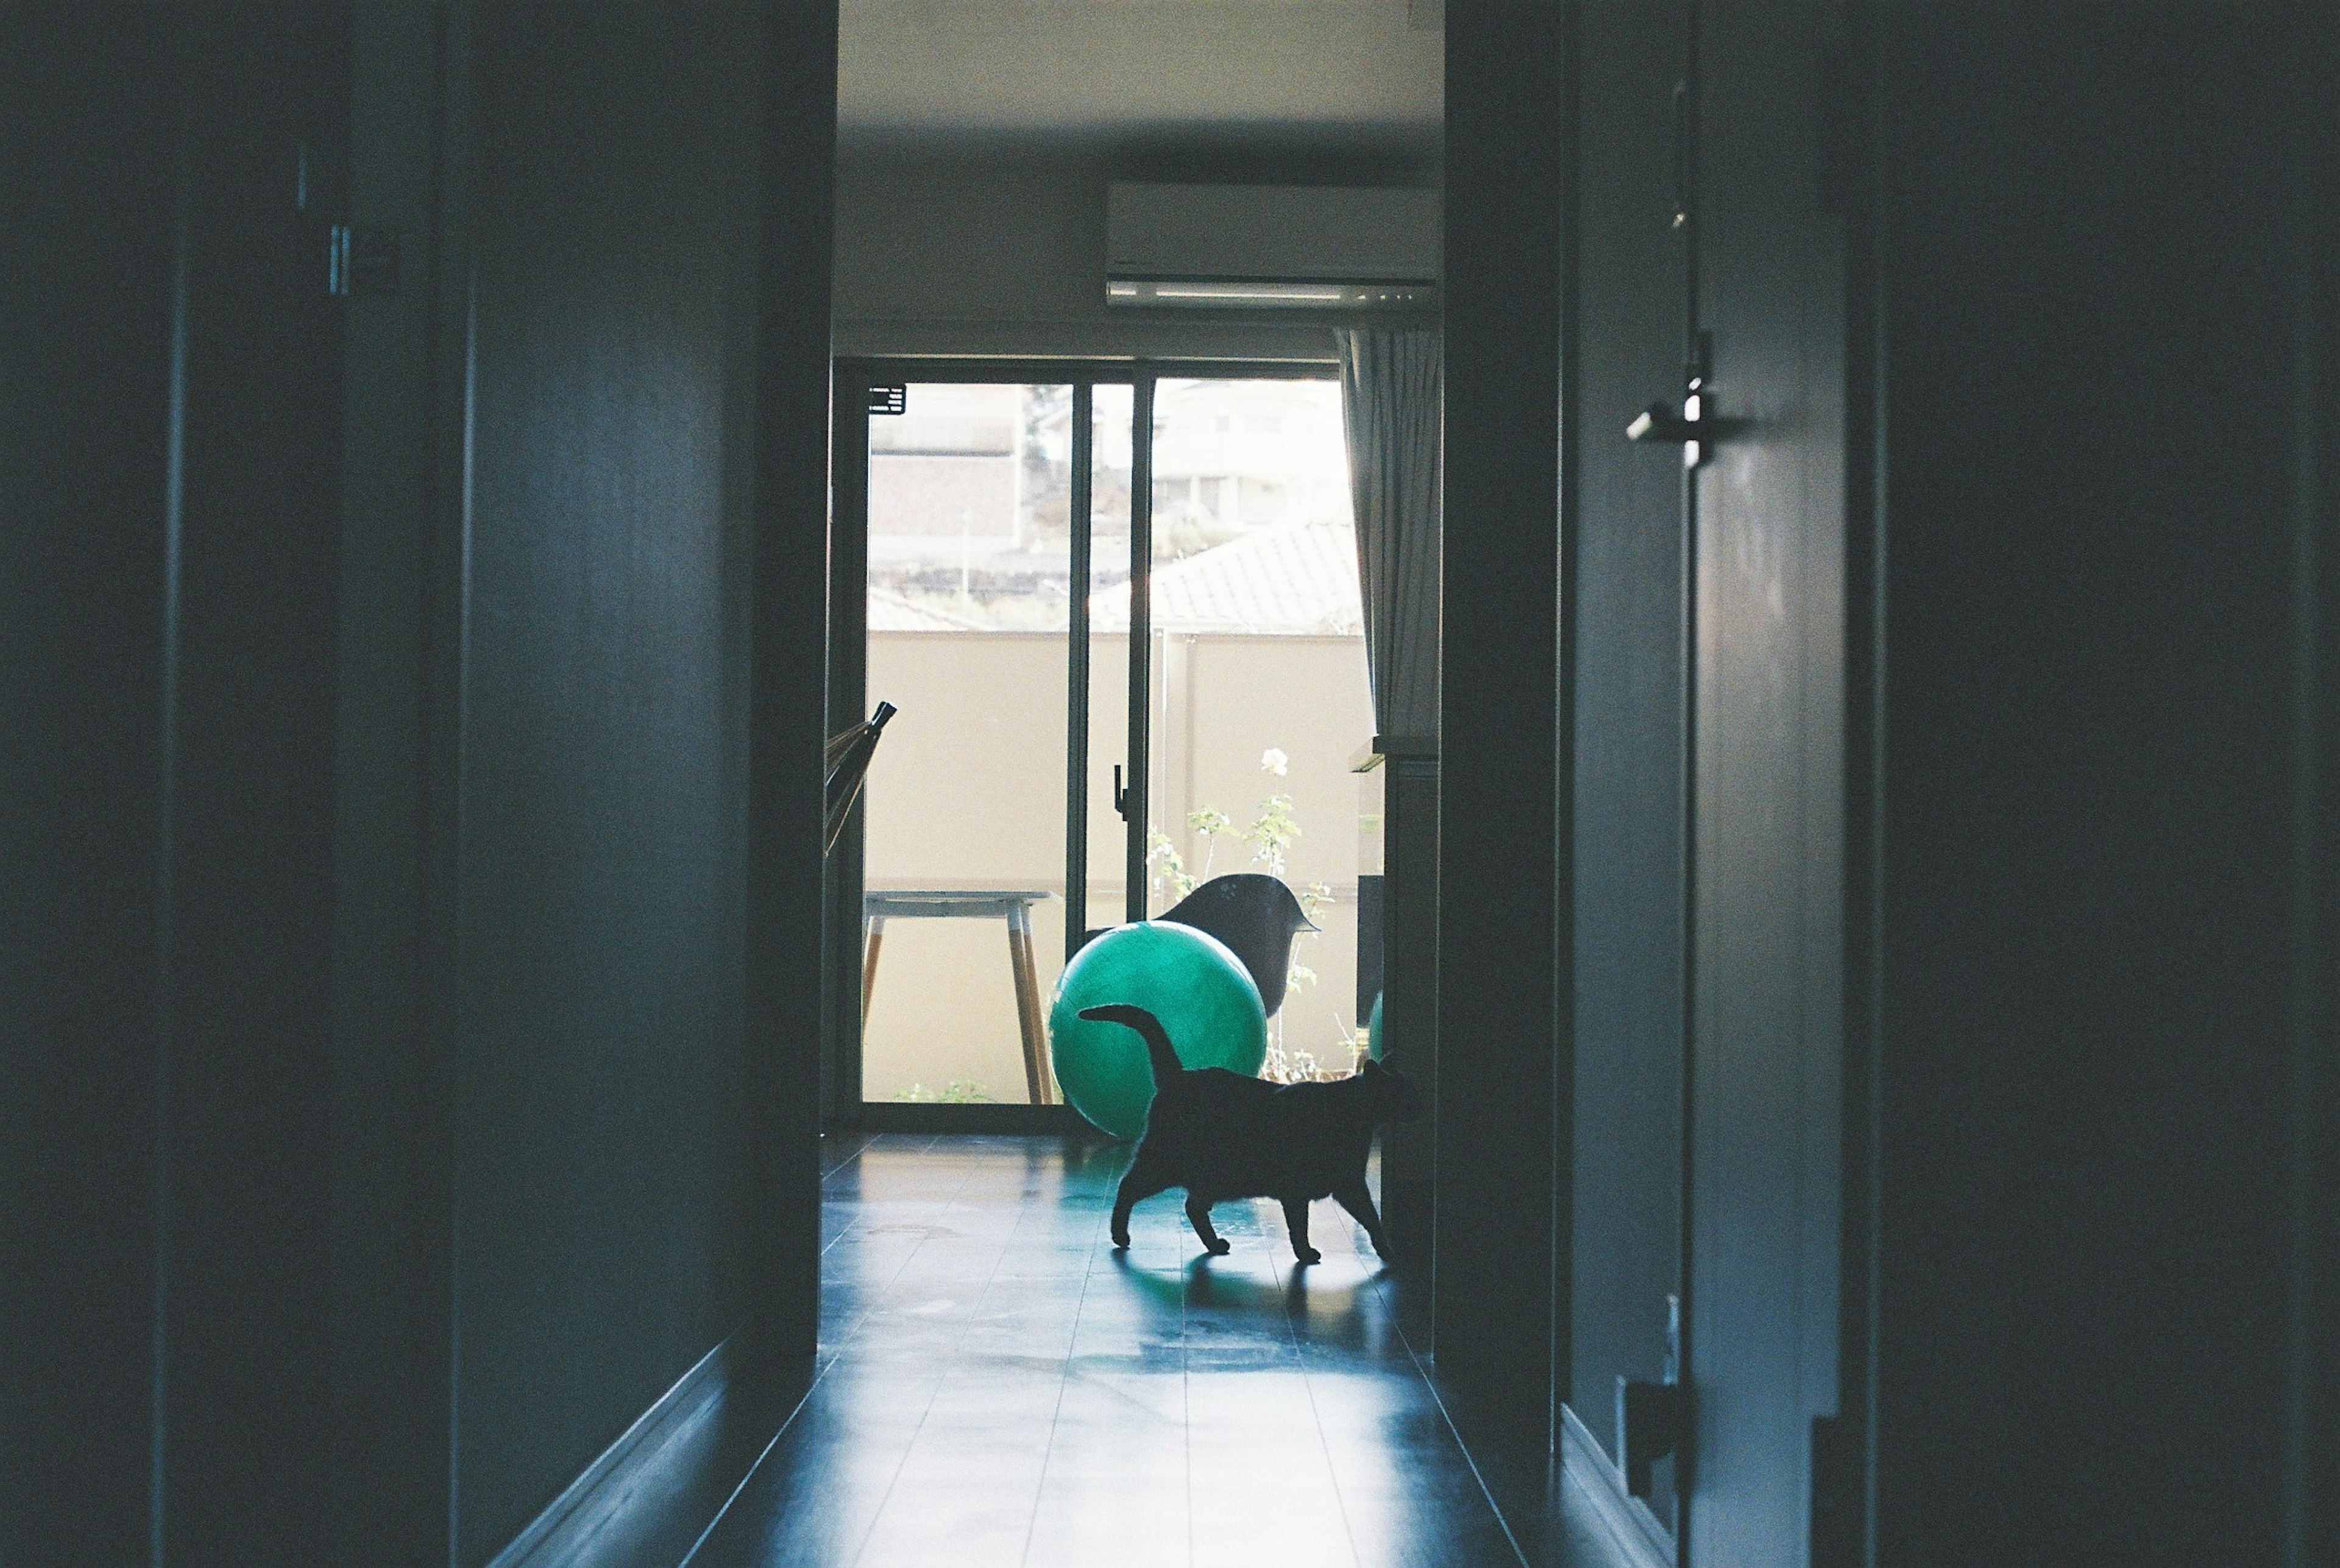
<box><xmin>1355</xmin><ymin>1057</ymin><xmax>1423</xmax><ymax>1123</ymax></box>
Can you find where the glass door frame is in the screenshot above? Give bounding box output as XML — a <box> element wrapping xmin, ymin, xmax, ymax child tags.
<box><xmin>826</xmin><ymin>356</ymin><xmax>1341</xmax><ymax>1126</ymax></box>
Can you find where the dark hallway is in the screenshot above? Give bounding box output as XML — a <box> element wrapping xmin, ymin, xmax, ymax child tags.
<box><xmin>4</xmin><ymin>4</ymin><xmax>2337</xmax><ymax>1567</ymax></box>
<box><xmin>687</xmin><ymin>1135</ymin><xmax>1520</xmax><ymax>1568</ymax></box>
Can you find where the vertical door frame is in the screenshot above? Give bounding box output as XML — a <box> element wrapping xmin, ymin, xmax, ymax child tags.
<box><xmin>822</xmin><ymin>357</ymin><xmax>1344</xmax><ymax>1117</ymax></box>
<box><xmin>1436</xmin><ymin>0</ymin><xmax>1569</xmax><ymax>1520</ymax></box>
<box><xmin>1065</xmin><ymin>381</ymin><xmax>1095</xmax><ymax>954</ymax></box>
<box><xmin>1124</xmin><ymin>373</ymin><xmax>1157</xmax><ymax>922</ymax></box>
<box><xmin>823</xmin><ymin>365</ymin><xmax>871</xmax><ymax>1127</ymax></box>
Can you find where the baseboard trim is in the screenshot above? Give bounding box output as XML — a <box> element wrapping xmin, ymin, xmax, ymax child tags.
<box><xmin>486</xmin><ymin>1333</ymin><xmax>751</xmax><ymax>1568</ymax></box>
<box><xmin>1559</xmin><ymin>1400</ymin><xmax>1676</xmax><ymax>1568</ymax></box>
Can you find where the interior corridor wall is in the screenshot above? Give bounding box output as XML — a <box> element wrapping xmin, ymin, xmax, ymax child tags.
<box><xmin>1868</xmin><ymin>10</ymin><xmax>2336</xmax><ymax>1562</ymax></box>
<box><xmin>1434</xmin><ymin>0</ymin><xmax>1567</xmax><ymax>1515</ymax></box>
<box><xmin>4</xmin><ymin>5</ymin><xmax>360</xmax><ymax>1561</ymax></box>
<box><xmin>0</xmin><ymin>9</ymin><xmax>184</xmax><ymax>1560</ymax></box>
<box><xmin>1</xmin><ymin>5</ymin><xmax>838</xmax><ymax>1561</ymax></box>
<box><xmin>831</xmin><ymin>150</ymin><xmax>1436</xmax><ymax>363</ymax></box>
<box><xmin>449</xmin><ymin>7</ymin><xmax>773</xmax><ymax>1561</ymax></box>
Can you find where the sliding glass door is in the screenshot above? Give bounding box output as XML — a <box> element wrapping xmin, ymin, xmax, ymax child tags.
<box><xmin>1127</xmin><ymin>375</ymin><xmax>1370</xmax><ymax>1079</ymax></box>
<box><xmin>834</xmin><ymin>363</ymin><xmax>1372</xmax><ymax>1112</ymax></box>
<box><xmin>847</xmin><ymin>377</ymin><xmax>1090</xmax><ymax>1109</ymax></box>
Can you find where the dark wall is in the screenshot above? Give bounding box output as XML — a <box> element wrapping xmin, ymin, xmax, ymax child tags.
<box><xmin>1496</xmin><ymin>6</ymin><xmax>2338</xmax><ymax>1561</ymax></box>
<box><xmin>832</xmin><ymin>154</ymin><xmax>1353</xmax><ymax>363</ymax></box>
<box><xmin>746</xmin><ymin>0</ymin><xmax>840</xmax><ymax>1369</ymax></box>
<box><xmin>1565</xmin><ymin>0</ymin><xmax>1689</xmax><ymax>1531</ymax></box>
<box><xmin>1870</xmin><ymin>8</ymin><xmax>2336</xmax><ymax>1563</ymax></box>
<box><xmin>161</xmin><ymin>9</ymin><xmax>353</xmax><ymax>1559</ymax></box>
<box><xmin>328</xmin><ymin>4</ymin><xmax>458</xmax><ymax>1558</ymax></box>
<box><xmin>1377</xmin><ymin>756</ymin><xmax>1441</xmax><ymax>1293</ymax></box>
<box><xmin>0</xmin><ymin>9</ymin><xmax>179</xmax><ymax>1561</ymax></box>
<box><xmin>450</xmin><ymin>5</ymin><xmax>774</xmax><ymax>1561</ymax></box>
<box><xmin>1</xmin><ymin>6</ymin><xmax>836</xmax><ymax>1563</ymax></box>
<box><xmin>1436</xmin><ymin>0</ymin><xmax>1567</xmax><ymax>1501</ymax></box>
<box><xmin>2</xmin><ymin>6</ymin><xmax>355</xmax><ymax>1562</ymax></box>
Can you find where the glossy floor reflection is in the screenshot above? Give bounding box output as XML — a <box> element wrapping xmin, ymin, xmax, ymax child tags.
<box><xmin>685</xmin><ymin>1133</ymin><xmax>1525</xmax><ymax>1568</ymax></box>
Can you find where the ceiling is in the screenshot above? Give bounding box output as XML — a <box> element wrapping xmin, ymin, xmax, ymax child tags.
<box><xmin>838</xmin><ymin>0</ymin><xmax>1443</xmax><ymax>154</ymax></box>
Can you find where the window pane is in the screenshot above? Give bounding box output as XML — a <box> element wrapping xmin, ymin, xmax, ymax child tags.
<box><xmin>1135</xmin><ymin>378</ymin><xmax>1375</xmax><ymax>1082</ymax></box>
<box><xmin>861</xmin><ymin>383</ymin><xmax>1072</xmax><ymax>1105</ymax></box>
<box><xmin>1085</xmin><ymin>383</ymin><xmax>1135</xmax><ymax>934</ymax></box>
<box><xmin>868</xmin><ymin>382</ymin><xmax>1076</xmax><ymax>632</ymax></box>
<box><xmin>1146</xmin><ymin>377</ymin><xmax>1359</xmax><ymax>629</ymax></box>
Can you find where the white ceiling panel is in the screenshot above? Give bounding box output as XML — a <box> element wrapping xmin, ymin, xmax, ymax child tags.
<box><xmin>839</xmin><ymin>0</ymin><xmax>1442</xmax><ymax>140</ymax></box>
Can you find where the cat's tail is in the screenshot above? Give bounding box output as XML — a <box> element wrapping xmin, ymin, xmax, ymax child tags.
<box><xmin>1077</xmin><ymin>1004</ymin><xmax>1183</xmax><ymax>1084</ymax></box>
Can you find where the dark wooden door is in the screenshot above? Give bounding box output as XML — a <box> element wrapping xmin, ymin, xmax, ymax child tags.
<box><xmin>1681</xmin><ymin>4</ymin><xmax>1849</xmax><ymax>1563</ymax></box>
<box><xmin>1567</xmin><ymin>0</ymin><xmax>1694</xmax><ymax>1547</ymax></box>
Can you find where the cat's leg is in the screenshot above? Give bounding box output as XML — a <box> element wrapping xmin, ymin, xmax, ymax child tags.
<box><xmin>1184</xmin><ymin>1195</ymin><xmax>1231</xmax><ymax>1255</ymax></box>
<box><xmin>1112</xmin><ymin>1166</ymin><xmax>1172</xmax><ymax>1249</ymax></box>
<box><xmin>1333</xmin><ymin>1182</ymin><xmax>1394</xmax><ymax>1262</ymax></box>
<box><xmin>1282</xmin><ymin>1197</ymin><xmax>1322</xmax><ymax>1265</ymax></box>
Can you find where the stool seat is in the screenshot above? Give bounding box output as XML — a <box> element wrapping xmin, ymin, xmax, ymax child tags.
<box><xmin>864</xmin><ymin>890</ymin><xmax>1051</xmax><ymax>920</ymax></box>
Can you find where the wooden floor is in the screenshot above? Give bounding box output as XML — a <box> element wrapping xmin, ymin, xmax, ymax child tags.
<box><xmin>684</xmin><ymin>1132</ymin><xmax>1527</xmax><ymax>1568</ymax></box>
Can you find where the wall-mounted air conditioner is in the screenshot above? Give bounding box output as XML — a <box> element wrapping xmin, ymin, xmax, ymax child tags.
<box><xmin>1105</xmin><ymin>183</ymin><xmax>1441</xmax><ymax>311</ymax></box>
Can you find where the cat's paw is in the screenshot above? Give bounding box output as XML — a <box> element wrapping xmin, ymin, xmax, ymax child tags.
<box><xmin>1205</xmin><ymin>1238</ymin><xmax>1232</xmax><ymax>1255</ymax></box>
<box><xmin>1111</xmin><ymin>1230</ymin><xmax>1131</xmax><ymax>1250</ymax></box>
<box><xmin>1294</xmin><ymin>1247</ymin><xmax>1322</xmax><ymax>1265</ymax></box>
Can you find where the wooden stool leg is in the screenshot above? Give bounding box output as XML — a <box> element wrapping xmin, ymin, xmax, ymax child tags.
<box><xmin>1006</xmin><ymin>908</ymin><xmax>1051</xmax><ymax>1105</ymax></box>
<box><xmin>861</xmin><ymin>915</ymin><xmax>885</xmax><ymax>1020</ymax></box>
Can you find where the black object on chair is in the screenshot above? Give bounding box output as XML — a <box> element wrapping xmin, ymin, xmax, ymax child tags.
<box><xmin>1158</xmin><ymin>873</ymin><xmax>1318</xmax><ymax>1017</ymax></box>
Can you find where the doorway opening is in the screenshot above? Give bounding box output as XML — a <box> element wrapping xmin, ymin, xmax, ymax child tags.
<box><xmin>828</xmin><ymin>361</ymin><xmax>1378</xmax><ymax>1123</ymax></box>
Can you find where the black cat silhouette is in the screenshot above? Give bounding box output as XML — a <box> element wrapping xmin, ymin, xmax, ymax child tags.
<box><xmin>1158</xmin><ymin>873</ymin><xmax>1317</xmax><ymax>1016</ymax></box>
<box><xmin>1079</xmin><ymin>1002</ymin><xmax>1422</xmax><ymax>1265</ymax></box>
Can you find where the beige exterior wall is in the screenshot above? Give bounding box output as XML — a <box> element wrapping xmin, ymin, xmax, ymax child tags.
<box><xmin>859</xmin><ymin>629</ymin><xmax>1376</xmax><ymax>1102</ymax></box>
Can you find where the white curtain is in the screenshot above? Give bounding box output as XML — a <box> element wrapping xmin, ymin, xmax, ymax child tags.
<box><xmin>1338</xmin><ymin>328</ymin><xmax>1442</xmax><ymax>740</ymax></box>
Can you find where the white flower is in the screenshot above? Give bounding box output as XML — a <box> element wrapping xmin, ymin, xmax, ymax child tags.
<box><xmin>1261</xmin><ymin>748</ymin><xmax>1289</xmax><ymax>776</ymax></box>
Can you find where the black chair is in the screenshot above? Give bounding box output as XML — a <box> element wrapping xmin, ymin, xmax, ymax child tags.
<box><xmin>1158</xmin><ymin>873</ymin><xmax>1318</xmax><ymax>1017</ymax></box>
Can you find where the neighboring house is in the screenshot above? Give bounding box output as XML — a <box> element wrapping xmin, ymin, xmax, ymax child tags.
<box><xmin>1088</xmin><ymin>519</ymin><xmax>1363</xmax><ymax>636</ymax></box>
<box><xmin>868</xmin><ymin>379</ymin><xmax>1357</xmax><ymax>634</ymax></box>
<box><xmin>1149</xmin><ymin>378</ymin><xmax>1351</xmax><ymax>542</ymax></box>
<box><xmin>867</xmin><ymin>381</ymin><xmax>1028</xmax><ymax>560</ymax></box>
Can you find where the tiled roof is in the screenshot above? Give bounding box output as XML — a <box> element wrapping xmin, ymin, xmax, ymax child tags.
<box><xmin>1090</xmin><ymin>522</ymin><xmax>1363</xmax><ymax>635</ymax></box>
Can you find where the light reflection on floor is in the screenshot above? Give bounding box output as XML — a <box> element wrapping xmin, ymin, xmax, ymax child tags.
<box><xmin>684</xmin><ymin>1133</ymin><xmax>1525</xmax><ymax>1568</ymax></box>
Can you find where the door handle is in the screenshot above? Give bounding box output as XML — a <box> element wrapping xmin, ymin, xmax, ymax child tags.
<box><xmin>1113</xmin><ymin>764</ymin><xmax>1129</xmax><ymax>821</ymax></box>
<box><xmin>1626</xmin><ymin>388</ymin><xmax>1725</xmax><ymax>467</ymax></box>
<box><xmin>1626</xmin><ymin>399</ymin><xmax>1703</xmax><ymax>443</ymax></box>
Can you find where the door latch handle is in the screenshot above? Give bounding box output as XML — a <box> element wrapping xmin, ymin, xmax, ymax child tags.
<box><xmin>1626</xmin><ymin>399</ymin><xmax>1703</xmax><ymax>443</ymax></box>
<box><xmin>1113</xmin><ymin>764</ymin><xmax>1129</xmax><ymax>821</ymax></box>
<box><xmin>1627</xmin><ymin>388</ymin><xmax>1723</xmax><ymax>468</ymax></box>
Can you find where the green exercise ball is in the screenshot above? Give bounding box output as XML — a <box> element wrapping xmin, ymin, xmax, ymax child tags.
<box><xmin>1048</xmin><ymin>921</ymin><xmax>1268</xmax><ymax>1140</ymax></box>
<box><xmin>1367</xmin><ymin>990</ymin><xmax>1384</xmax><ymax>1062</ymax></box>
